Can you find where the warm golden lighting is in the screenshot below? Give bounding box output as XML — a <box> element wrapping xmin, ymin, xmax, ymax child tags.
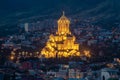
<box><xmin>84</xmin><ymin>50</ymin><xmax>91</xmax><ymax>58</ymax></box>
<box><xmin>41</xmin><ymin>12</ymin><xmax>81</xmax><ymax>58</ymax></box>
<box><xmin>10</xmin><ymin>55</ymin><xmax>14</xmax><ymax>60</ymax></box>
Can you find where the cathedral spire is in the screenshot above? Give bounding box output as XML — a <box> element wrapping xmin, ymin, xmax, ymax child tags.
<box><xmin>57</xmin><ymin>11</ymin><xmax>70</xmax><ymax>35</ymax></box>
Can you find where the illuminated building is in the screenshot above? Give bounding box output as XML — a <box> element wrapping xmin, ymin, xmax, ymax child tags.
<box><xmin>41</xmin><ymin>12</ymin><xmax>80</xmax><ymax>58</ymax></box>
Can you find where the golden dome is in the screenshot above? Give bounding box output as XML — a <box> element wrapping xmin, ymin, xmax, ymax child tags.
<box><xmin>58</xmin><ymin>11</ymin><xmax>70</xmax><ymax>23</ymax></box>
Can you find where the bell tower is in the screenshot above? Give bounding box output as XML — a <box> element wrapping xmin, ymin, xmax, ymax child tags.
<box><xmin>57</xmin><ymin>11</ymin><xmax>71</xmax><ymax>35</ymax></box>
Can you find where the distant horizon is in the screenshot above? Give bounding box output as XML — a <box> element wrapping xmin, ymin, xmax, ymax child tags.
<box><xmin>0</xmin><ymin>0</ymin><xmax>120</xmax><ymax>37</ymax></box>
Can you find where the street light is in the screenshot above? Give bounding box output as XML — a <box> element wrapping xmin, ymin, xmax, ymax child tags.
<box><xmin>10</xmin><ymin>55</ymin><xmax>14</xmax><ymax>60</ymax></box>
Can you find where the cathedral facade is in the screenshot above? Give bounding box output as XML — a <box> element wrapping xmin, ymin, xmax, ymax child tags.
<box><xmin>41</xmin><ymin>12</ymin><xmax>80</xmax><ymax>58</ymax></box>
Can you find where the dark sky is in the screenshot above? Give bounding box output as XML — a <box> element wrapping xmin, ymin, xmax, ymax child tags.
<box><xmin>0</xmin><ymin>0</ymin><xmax>120</xmax><ymax>28</ymax></box>
<box><xmin>0</xmin><ymin>0</ymin><xmax>103</xmax><ymax>12</ymax></box>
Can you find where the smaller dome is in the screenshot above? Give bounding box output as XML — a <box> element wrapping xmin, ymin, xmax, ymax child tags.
<box><xmin>58</xmin><ymin>11</ymin><xmax>70</xmax><ymax>23</ymax></box>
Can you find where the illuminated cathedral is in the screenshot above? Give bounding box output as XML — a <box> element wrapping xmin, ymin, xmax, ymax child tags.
<box><xmin>41</xmin><ymin>12</ymin><xmax>80</xmax><ymax>58</ymax></box>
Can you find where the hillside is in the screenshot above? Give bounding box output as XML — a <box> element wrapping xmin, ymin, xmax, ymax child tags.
<box><xmin>0</xmin><ymin>0</ymin><xmax>120</xmax><ymax>29</ymax></box>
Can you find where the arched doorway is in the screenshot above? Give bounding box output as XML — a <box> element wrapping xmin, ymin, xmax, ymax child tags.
<box><xmin>103</xmin><ymin>76</ymin><xmax>105</xmax><ymax>80</ymax></box>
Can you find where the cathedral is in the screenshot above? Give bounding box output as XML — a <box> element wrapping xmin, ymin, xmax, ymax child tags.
<box><xmin>41</xmin><ymin>12</ymin><xmax>80</xmax><ymax>58</ymax></box>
